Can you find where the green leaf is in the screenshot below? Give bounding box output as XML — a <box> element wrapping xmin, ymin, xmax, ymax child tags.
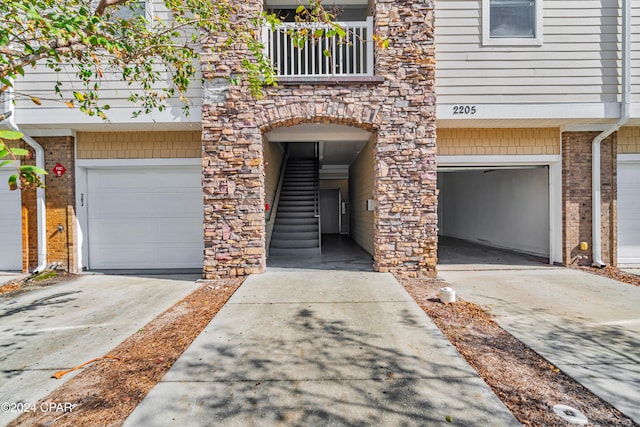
<box><xmin>19</xmin><ymin>165</ymin><xmax>47</xmax><ymax>175</ymax></box>
<box><xmin>0</xmin><ymin>130</ymin><xmax>24</xmax><ymax>140</ymax></box>
<box><xmin>0</xmin><ymin>160</ymin><xmax>13</xmax><ymax>168</ymax></box>
<box><xmin>296</xmin><ymin>5</ymin><xmax>306</xmax><ymax>14</ymax></box>
<box><xmin>9</xmin><ymin>148</ymin><xmax>29</xmax><ymax>156</ymax></box>
<box><xmin>8</xmin><ymin>174</ymin><xmax>18</xmax><ymax>191</ymax></box>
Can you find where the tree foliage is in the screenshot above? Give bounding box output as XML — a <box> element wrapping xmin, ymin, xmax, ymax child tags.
<box><xmin>0</xmin><ymin>130</ymin><xmax>47</xmax><ymax>190</ymax></box>
<box><xmin>0</xmin><ymin>0</ymin><xmax>279</xmax><ymax>119</ymax></box>
<box><xmin>0</xmin><ymin>0</ymin><xmax>346</xmax><ymax>189</ymax></box>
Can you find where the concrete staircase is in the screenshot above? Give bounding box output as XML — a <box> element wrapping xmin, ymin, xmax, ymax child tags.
<box><xmin>270</xmin><ymin>159</ymin><xmax>321</xmax><ymax>255</ymax></box>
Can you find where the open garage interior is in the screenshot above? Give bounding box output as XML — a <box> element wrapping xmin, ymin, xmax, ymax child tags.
<box><xmin>618</xmin><ymin>159</ymin><xmax>640</xmax><ymax>265</ymax></box>
<box><xmin>437</xmin><ymin>166</ymin><xmax>551</xmax><ymax>262</ymax></box>
<box><xmin>0</xmin><ymin>167</ymin><xmax>22</xmax><ymax>271</ymax></box>
<box><xmin>80</xmin><ymin>165</ymin><xmax>204</xmax><ymax>270</ymax></box>
<box><xmin>264</xmin><ymin>124</ymin><xmax>374</xmax><ymax>269</ymax></box>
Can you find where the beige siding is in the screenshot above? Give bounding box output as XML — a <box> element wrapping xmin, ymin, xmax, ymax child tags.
<box><xmin>349</xmin><ymin>136</ymin><xmax>375</xmax><ymax>256</ymax></box>
<box><xmin>437</xmin><ymin>128</ymin><xmax>560</xmax><ymax>155</ymax></box>
<box><xmin>435</xmin><ymin>0</ymin><xmax>623</xmax><ymax>104</ymax></box>
<box><xmin>618</xmin><ymin>127</ymin><xmax>640</xmax><ymax>153</ymax></box>
<box><xmin>264</xmin><ymin>139</ymin><xmax>286</xmax><ymax>247</ymax></box>
<box><xmin>77</xmin><ymin>131</ymin><xmax>201</xmax><ymax>158</ymax></box>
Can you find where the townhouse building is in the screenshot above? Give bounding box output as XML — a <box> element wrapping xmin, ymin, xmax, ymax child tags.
<box><xmin>0</xmin><ymin>0</ymin><xmax>637</xmax><ymax>278</ymax></box>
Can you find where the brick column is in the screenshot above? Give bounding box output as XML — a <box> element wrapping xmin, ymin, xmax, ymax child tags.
<box><xmin>22</xmin><ymin>136</ymin><xmax>77</xmax><ymax>272</ymax></box>
<box><xmin>562</xmin><ymin>131</ymin><xmax>617</xmax><ymax>266</ymax></box>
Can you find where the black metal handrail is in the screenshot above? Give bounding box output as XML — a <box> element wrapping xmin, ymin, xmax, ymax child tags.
<box><xmin>266</xmin><ymin>144</ymin><xmax>288</xmax><ymax>223</ymax></box>
<box><xmin>314</xmin><ymin>142</ymin><xmax>321</xmax><ymax>253</ymax></box>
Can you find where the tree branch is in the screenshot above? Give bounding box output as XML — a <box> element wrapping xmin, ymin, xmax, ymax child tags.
<box><xmin>94</xmin><ymin>0</ymin><xmax>130</xmax><ymax>17</ymax></box>
<box><xmin>0</xmin><ymin>38</ymin><xmax>86</xmax><ymax>79</ymax></box>
<box><xmin>0</xmin><ymin>111</ymin><xmax>13</xmax><ymax>122</ymax></box>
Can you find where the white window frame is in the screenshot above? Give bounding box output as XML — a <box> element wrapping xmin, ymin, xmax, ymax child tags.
<box><xmin>482</xmin><ymin>0</ymin><xmax>543</xmax><ymax>46</ymax></box>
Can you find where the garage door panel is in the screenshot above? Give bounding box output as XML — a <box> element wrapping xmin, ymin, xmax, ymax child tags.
<box><xmin>0</xmin><ymin>169</ymin><xmax>22</xmax><ymax>270</ymax></box>
<box><xmin>93</xmin><ymin>246</ymin><xmax>202</xmax><ymax>269</ymax></box>
<box><xmin>154</xmin><ymin>220</ymin><xmax>202</xmax><ymax>242</ymax></box>
<box><xmin>87</xmin><ymin>166</ymin><xmax>203</xmax><ymax>269</ymax></box>
<box><xmin>90</xmin><ymin>194</ymin><xmax>156</xmax><ymax>219</ymax></box>
<box><xmin>618</xmin><ymin>162</ymin><xmax>640</xmax><ymax>264</ymax></box>
<box><xmin>89</xmin><ymin>220</ymin><xmax>158</xmax><ymax>245</ymax></box>
<box><xmin>155</xmin><ymin>171</ymin><xmax>201</xmax><ymax>188</ymax></box>
<box><xmin>155</xmin><ymin>193</ymin><xmax>202</xmax><ymax>217</ymax></box>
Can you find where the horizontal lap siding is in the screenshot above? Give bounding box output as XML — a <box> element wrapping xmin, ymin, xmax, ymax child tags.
<box><xmin>349</xmin><ymin>137</ymin><xmax>375</xmax><ymax>256</ymax></box>
<box><xmin>632</xmin><ymin>6</ymin><xmax>640</xmax><ymax>102</ymax></box>
<box><xmin>435</xmin><ymin>0</ymin><xmax>623</xmax><ymax>105</ymax></box>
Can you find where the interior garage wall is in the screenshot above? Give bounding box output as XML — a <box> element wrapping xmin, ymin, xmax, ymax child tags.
<box><xmin>349</xmin><ymin>136</ymin><xmax>375</xmax><ymax>256</ymax></box>
<box><xmin>439</xmin><ymin>167</ymin><xmax>550</xmax><ymax>256</ymax></box>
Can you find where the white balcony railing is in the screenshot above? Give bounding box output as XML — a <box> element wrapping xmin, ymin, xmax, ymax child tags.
<box><xmin>262</xmin><ymin>17</ymin><xmax>374</xmax><ymax>78</ymax></box>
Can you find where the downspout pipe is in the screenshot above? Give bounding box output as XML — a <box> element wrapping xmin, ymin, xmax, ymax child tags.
<box><xmin>591</xmin><ymin>0</ymin><xmax>631</xmax><ymax>267</ymax></box>
<box><xmin>4</xmin><ymin>87</ymin><xmax>48</xmax><ymax>273</ymax></box>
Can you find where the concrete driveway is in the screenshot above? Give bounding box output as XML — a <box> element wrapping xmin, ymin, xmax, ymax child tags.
<box><xmin>0</xmin><ymin>273</ymin><xmax>199</xmax><ymax>426</ymax></box>
<box><xmin>438</xmin><ymin>242</ymin><xmax>640</xmax><ymax>424</ymax></box>
<box><xmin>126</xmin><ymin>269</ymin><xmax>519</xmax><ymax>426</ymax></box>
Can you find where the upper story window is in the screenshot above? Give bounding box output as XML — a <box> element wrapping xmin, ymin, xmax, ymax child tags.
<box><xmin>482</xmin><ymin>0</ymin><xmax>543</xmax><ymax>46</ymax></box>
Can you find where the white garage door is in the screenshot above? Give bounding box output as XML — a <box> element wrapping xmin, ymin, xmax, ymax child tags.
<box><xmin>618</xmin><ymin>162</ymin><xmax>640</xmax><ymax>265</ymax></box>
<box><xmin>87</xmin><ymin>167</ymin><xmax>203</xmax><ymax>269</ymax></box>
<box><xmin>0</xmin><ymin>168</ymin><xmax>22</xmax><ymax>270</ymax></box>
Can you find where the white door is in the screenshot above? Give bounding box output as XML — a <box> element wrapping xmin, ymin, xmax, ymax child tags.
<box><xmin>618</xmin><ymin>162</ymin><xmax>640</xmax><ymax>265</ymax></box>
<box><xmin>87</xmin><ymin>167</ymin><xmax>203</xmax><ymax>269</ymax></box>
<box><xmin>0</xmin><ymin>167</ymin><xmax>22</xmax><ymax>270</ymax></box>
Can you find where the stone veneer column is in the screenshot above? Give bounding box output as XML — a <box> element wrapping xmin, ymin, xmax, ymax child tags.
<box><xmin>372</xmin><ymin>0</ymin><xmax>438</xmax><ymax>277</ymax></box>
<box><xmin>200</xmin><ymin>0</ymin><xmax>437</xmax><ymax>278</ymax></box>
<box><xmin>562</xmin><ymin>131</ymin><xmax>617</xmax><ymax>266</ymax></box>
<box><xmin>200</xmin><ymin>2</ymin><xmax>266</xmax><ymax>278</ymax></box>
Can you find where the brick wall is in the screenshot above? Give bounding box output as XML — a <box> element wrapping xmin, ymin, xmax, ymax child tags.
<box><xmin>200</xmin><ymin>0</ymin><xmax>437</xmax><ymax>278</ymax></box>
<box><xmin>562</xmin><ymin>131</ymin><xmax>616</xmax><ymax>266</ymax></box>
<box><xmin>22</xmin><ymin>136</ymin><xmax>77</xmax><ymax>272</ymax></box>
<box><xmin>77</xmin><ymin>131</ymin><xmax>201</xmax><ymax>159</ymax></box>
<box><xmin>437</xmin><ymin>128</ymin><xmax>560</xmax><ymax>156</ymax></box>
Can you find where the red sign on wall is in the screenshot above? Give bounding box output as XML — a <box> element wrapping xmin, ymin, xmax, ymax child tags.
<box><xmin>52</xmin><ymin>163</ymin><xmax>66</xmax><ymax>177</ymax></box>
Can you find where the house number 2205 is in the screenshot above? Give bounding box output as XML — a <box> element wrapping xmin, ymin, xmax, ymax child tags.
<box><xmin>453</xmin><ymin>105</ymin><xmax>477</xmax><ymax>115</ymax></box>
